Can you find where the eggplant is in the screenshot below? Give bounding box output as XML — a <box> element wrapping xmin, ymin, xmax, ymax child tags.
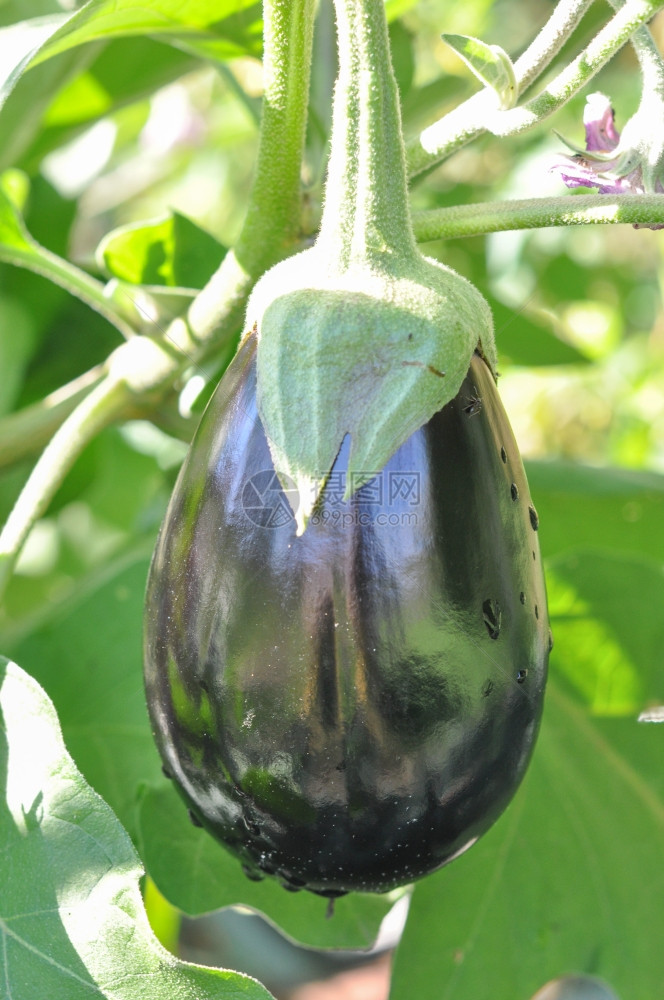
<box><xmin>143</xmin><ymin>333</ymin><xmax>549</xmax><ymax>896</ymax></box>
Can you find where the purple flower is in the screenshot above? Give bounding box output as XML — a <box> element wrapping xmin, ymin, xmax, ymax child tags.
<box><xmin>552</xmin><ymin>92</ymin><xmax>664</xmax><ymax>229</ymax></box>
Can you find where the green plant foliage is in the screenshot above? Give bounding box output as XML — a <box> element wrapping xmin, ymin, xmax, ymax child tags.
<box><xmin>389</xmin><ymin>682</ymin><xmax>664</xmax><ymax>1000</ymax></box>
<box><xmin>527</xmin><ymin>462</ymin><xmax>664</xmax><ymax>562</ymax></box>
<box><xmin>0</xmin><ymin>657</ymin><xmax>273</xmax><ymax>999</ymax></box>
<box><xmin>137</xmin><ymin>783</ymin><xmax>396</xmax><ymax>949</ymax></box>
<box><xmin>547</xmin><ymin>549</ymin><xmax>664</xmax><ymax>715</ymax></box>
<box><xmin>98</xmin><ymin>212</ymin><xmax>227</xmax><ymax>288</ymax></box>
<box><xmin>32</xmin><ymin>0</ymin><xmax>263</xmax><ymax>67</ymax></box>
<box><xmin>14</xmin><ymin>39</ymin><xmax>199</xmax><ymax>170</ymax></box>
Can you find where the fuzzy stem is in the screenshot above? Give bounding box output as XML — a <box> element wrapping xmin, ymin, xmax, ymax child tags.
<box><xmin>232</xmin><ymin>0</ymin><xmax>316</xmax><ymax>274</ymax></box>
<box><xmin>319</xmin><ymin>0</ymin><xmax>415</xmax><ymax>264</ymax></box>
<box><xmin>489</xmin><ymin>0</ymin><xmax>664</xmax><ymax>137</ymax></box>
<box><xmin>412</xmin><ymin>193</ymin><xmax>664</xmax><ymax>240</ymax></box>
<box><xmin>514</xmin><ymin>0</ymin><xmax>596</xmax><ymax>93</ymax></box>
<box><xmin>608</xmin><ymin>0</ymin><xmax>664</xmax><ymax>89</ymax></box>
<box><xmin>188</xmin><ymin>0</ymin><xmax>316</xmax><ymax>338</ymax></box>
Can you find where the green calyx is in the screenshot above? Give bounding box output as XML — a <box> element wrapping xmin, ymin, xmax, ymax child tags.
<box><xmin>246</xmin><ymin>0</ymin><xmax>496</xmax><ymax>533</ymax></box>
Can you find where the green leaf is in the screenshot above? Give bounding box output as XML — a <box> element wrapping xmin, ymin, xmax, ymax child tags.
<box><xmin>137</xmin><ymin>782</ymin><xmax>396</xmax><ymax>949</ymax></box>
<box><xmin>547</xmin><ymin>549</ymin><xmax>664</xmax><ymax>716</ymax></box>
<box><xmin>526</xmin><ymin>461</ymin><xmax>664</xmax><ymax>564</ymax></box>
<box><xmin>31</xmin><ymin>0</ymin><xmax>263</xmax><ymax>68</ymax></box>
<box><xmin>8</xmin><ymin>38</ymin><xmax>198</xmax><ymax>170</ymax></box>
<box><xmin>0</xmin><ymin>657</ymin><xmax>273</xmax><ymax>999</ymax></box>
<box><xmin>441</xmin><ymin>33</ymin><xmax>517</xmax><ymax>110</ymax></box>
<box><xmin>98</xmin><ymin>212</ymin><xmax>227</xmax><ymax>289</ymax></box>
<box><xmin>6</xmin><ymin>556</ymin><xmax>159</xmax><ymax>840</ymax></box>
<box><xmin>390</xmin><ymin>681</ymin><xmax>664</xmax><ymax>1000</ymax></box>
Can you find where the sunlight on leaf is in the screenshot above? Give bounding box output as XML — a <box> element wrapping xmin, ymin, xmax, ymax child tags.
<box><xmin>98</xmin><ymin>211</ymin><xmax>227</xmax><ymax>289</ymax></box>
<box><xmin>547</xmin><ymin>549</ymin><xmax>664</xmax><ymax>716</ymax></box>
<box><xmin>0</xmin><ymin>657</ymin><xmax>273</xmax><ymax>999</ymax></box>
<box><xmin>390</xmin><ymin>681</ymin><xmax>664</xmax><ymax>1000</ymax></box>
<box><xmin>31</xmin><ymin>0</ymin><xmax>263</xmax><ymax>68</ymax></box>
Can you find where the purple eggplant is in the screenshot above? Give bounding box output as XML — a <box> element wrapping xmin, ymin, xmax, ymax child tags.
<box><xmin>144</xmin><ymin>333</ymin><xmax>549</xmax><ymax>896</ymax></box>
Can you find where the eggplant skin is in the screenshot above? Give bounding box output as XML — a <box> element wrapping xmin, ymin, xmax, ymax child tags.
<box><xmin>144</xmin><ymin>334</ymin><xmax>549</xmax><ymax>897</ymax></box>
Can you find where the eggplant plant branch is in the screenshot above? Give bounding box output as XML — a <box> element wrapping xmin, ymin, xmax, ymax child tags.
<box><xmin>0</xmin><ymin>0</ymin><xmax>316</xmax><ymax>603</ymax></box>
<box><xmin>406</xmin><ymin>0</ymin><xmax>664</xmax><ymax>177</ymax></box>
<box><xmin>412</xmin><ymin>192</ymin><xmax>664</xmax><ymax>240</ymax></box>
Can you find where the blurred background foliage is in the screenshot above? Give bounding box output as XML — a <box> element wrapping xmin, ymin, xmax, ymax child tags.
<box><xmin>1</xmin><ymin>0</ymin><xmax>663</xmax><ymax>998</ymax></box>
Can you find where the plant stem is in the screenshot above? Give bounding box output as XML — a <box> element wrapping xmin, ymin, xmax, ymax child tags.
<box><xmin>189</xmin><ymin>0</ymin><xmax>316</xmax><ymax>344</ymax></box>
<box><xmin>411</xmin><ymin>193</ymin><xmax>664</xmax><ymax>240</ymax></box>
<box><xmin>319</xmin><ymin>0</ymin><xmax>415</xmax><ymax>264</ymax></box>
<box><xmin>514</xmin><ymin>0</ymin><xmax>594</xmax><ymax>94</ymax></box>
<box><xmin>405</xmin><ymin>0</ymin><xmax>661</xmax><ymax>177</ymax></box>
<box><xmin>0</xmin><ymin>376</ymin><xmax>130</xmax><ymax>599</ymax></box>
<box><xmin>232</xmin><ymin>0</ymin><xmax>316</xmax><ymax>274</ymax></box>
<box><xmin>489</xmin><ymin>0</ymin><xmax>664</xmax><ymax>138</ymax></box>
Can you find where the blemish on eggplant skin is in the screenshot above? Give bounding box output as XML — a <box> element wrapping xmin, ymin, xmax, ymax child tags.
<box><xmin>482</xmin><ymin>599</ymin><xmax>501</xmax><ymax>640</ymax></box>
<box><xmin>511</xmin><ymin>483</ymin><xmax>519</xmax><ymax>502</ymax></box>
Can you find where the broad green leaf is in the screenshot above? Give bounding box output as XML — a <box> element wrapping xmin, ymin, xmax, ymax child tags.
<box><xmin>6</xmin><ymin>555</ymin><xmax>159</xmax><ymax>840</ymax></box>
<box><xmin>7</xmin><ymin>38</ymin><xmax>197</xmax><ymax>170</ymax></box>
<box><xmin>442</xmin><ymin>33</ymin><xmax>517</xmax><ymax>109</ymax></box>
<box><xmin>0</xmin><ymin>657</ymin><xmax>273</xmax><ymax>999</ymax></box>
<box><xmin>98</xmin><ymin>211</ymin><xmax>227</xmax><ymax>289</ymax></box>
<box><xmin>0</xmin><ymin>180</ymin><xmax>38</xmax><ymax>251</ymax></box>
<box><xmin>31</xmin><ymin>0</ymin><xmax>263</xmax><ymax>69</ymax></box>
<box><xmin>547</xmin><ymin>549</ymin><xmax>664</xmax><ymax>716</ymax></box>
<box><xmin>137</xmin><ymin>782</ymin><xmax>396</xmax><ymax>950</ymax></box>
<box><xmin>43</xmin><ymin>38</ymin><xmax>197</xmax><ymax>128</ymax></box>
<box><xmin>390</xmin><ymin>682</ymin><xmax>664</xmax><ymax>1000</ymax></box>
<box><xmin>526</xmin><ymin>461</ymin><xmax>664</xmax><ymax>564</ymax></box>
